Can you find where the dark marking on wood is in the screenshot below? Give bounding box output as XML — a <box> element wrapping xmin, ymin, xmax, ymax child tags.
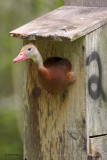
<box><xmin>82</xmin><ymin>136</ymin><xmax>87</xmax><ymax>151</ymax></box>
<box><xmin>47</xmin><ymin>100</ymin><xmax>51</xmax><ymax>117</ymax></box>
<box><xmin>82</xmin><ymin>45</ymin><xmax>85</xmax><ymax>53</ymax></box>
<box><xmin>32</xmin><ymin>86</ymin><xmax>41</xmax><ymax>97</ymax></box>
<box><xmin>82</xmin><ymin>118</ymin><xmax>86</xmax><ymax>125</ymax></box>
<box><xmin>88</xmin><ymin>152</ymin><xmax>101</xmax><ymax>158</ymax></box>
<box><xmin>81</xmin><ymin>117</ymin><xmax>87</xmax><ymax>151</ymax></box>
<box><xmin>61</xmin><ymin>89</ymin><xmax>68</xmax><ymax>103</ymax></box>
<box><xmin>59</xmin><ymin>135</ymin><xmax>63</xmax><ymax>143</ymax></box>
<box><xmin>86</xmin><ymin>51</ymin><xmax>106</xmax><ymax>101</ymax></box>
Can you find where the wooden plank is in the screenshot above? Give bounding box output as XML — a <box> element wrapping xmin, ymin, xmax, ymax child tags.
<box><xmin>64</xmin><ymin>0</ymin><xmax>107</xmax><ymax>7</ymax></box>
<box><xmin>9</xmin><ymin>6</ymin><xmax>107</xmax><ymax>41</ymax></box>
<box><xmin>86</xmin><ymin>24</ymin><xmax>107</xmax><ymax>155</ymax></box>
<box><xmin>23</xmin><ymin>38</ymin><xmax>87</xmax><ymax>160</ymax></box>
<box><xmin>89</xmin><ymin>135</ymin><xmax>107</xmax><ymax>159</ymax></box>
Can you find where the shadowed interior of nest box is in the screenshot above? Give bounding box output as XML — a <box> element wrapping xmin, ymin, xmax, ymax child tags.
<box><xmin>43</xmin><ymin>57</ymin><xmax>72</xmax><ymax>69</ymax></box>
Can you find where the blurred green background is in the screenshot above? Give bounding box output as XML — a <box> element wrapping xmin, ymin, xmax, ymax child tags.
<box><xmin>0</xmin><ymin>0</ymin><xmax>64</xmax><ymax>159</ymax></box>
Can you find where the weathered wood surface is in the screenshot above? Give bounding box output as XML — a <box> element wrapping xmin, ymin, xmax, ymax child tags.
<box><xmin>86</xmin><ymin>24</ymin><xmax>107</xmax><ymax>156</ymax></box>
<box><xmin>23</xmin><ymin>38</ymin><xmax>87</xmax><ymax>160</ymax></box>
<box><xmin>89</xmin><ymin>135</ymin><xmax>107</xmax><ymax>159</ymax></box>
<box><xmin>9</xmin><ymin>6</ymin><xmax>107</xmax><ymax>42</ymax></box>
<box><xmin>64</xmin><ymin>0</ymin><xmax>107</xmax><ymax>7</ymax></box>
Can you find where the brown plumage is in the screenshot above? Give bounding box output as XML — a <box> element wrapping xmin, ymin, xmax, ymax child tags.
<box><xmin>38</xmin><ymin>57</ymin><xmax>75</xmax><ymax>93</ymax></box>
<box><xmin>13</xmin><ymin>44</ymin><xmax>75</xmax><ymax>93</ymax></box>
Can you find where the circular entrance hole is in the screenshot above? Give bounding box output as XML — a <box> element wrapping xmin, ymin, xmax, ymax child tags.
<box><xmin>43</xmin><ymin>57</ymin><xmax>72</xmax><ymax>70</ymax></box>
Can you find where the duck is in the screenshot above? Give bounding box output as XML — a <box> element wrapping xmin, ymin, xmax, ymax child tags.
<box><xmin>13</xmin><ymin>43</ymin><xmax>75</xmax><ymax>93</ymax></box>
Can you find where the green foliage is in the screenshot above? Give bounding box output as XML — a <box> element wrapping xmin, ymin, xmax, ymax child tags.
<box><xmin>0</xmin><ymin>107</ymin><xmax>23</xmax><ymax>160</ymax></box>
<box><xmin>0</xmin><ymin>0</ymin><xmax>64</xmax><ymax>97</ymax></box>
<box><xmin>0</xmin><ymin>0</ymin><xmax>64</xmax><ymax>159</ymax></box>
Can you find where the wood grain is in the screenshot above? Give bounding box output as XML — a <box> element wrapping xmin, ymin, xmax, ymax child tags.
<box><xmin>23</xmin><ymin>38</ymin><xmax>87</xmax><ymax>160</ymax></box>
<box><xmin>89</xmin><ymin>135</ymin><xmax>107</xmax><ymax>159</ymax></box>
<box><xmin>23</xmin><ymin>25</ymin><xmax>107</xmax><ymax>159</ymax></box>
<box><xmin>64</xmin><ymin>0</ymin><xmax>107</xmax><ymax>7</ymax></box>
<box><xmin>10</xmin><ymin>0</ymin><xmax>107</xmax><ymax>159</ymax></box>
<box><xmin>9</xmin><ymin>6</ymin><xmax>107</xmax><ymax>42</ymax></box>
<box><xmin>86</xmin><ymin>24</ymin><xmax>107</xmax><ymax>156</ymax></box>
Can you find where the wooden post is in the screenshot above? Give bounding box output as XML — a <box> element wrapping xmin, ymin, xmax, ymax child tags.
<box><xmin>9</xmin><ymin>3</ymin><xmax>107</xmax><ymax>160</ymax></box>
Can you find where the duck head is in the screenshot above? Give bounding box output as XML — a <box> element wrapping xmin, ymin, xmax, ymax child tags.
<box><xmin>13</xmin><ymin>43</ymin><xmax>39</xmax><ymax>63</ymax></box>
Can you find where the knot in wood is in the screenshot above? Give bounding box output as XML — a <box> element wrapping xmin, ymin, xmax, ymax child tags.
<box><xmin>67</xmin><ymin>128</ymin><xmax>79</xmax><ymax>140</ymax></box>
<box><xmin>32</xmin><ymin>87</ymin><xmax>41</xmax><ymax>97</ymax></box>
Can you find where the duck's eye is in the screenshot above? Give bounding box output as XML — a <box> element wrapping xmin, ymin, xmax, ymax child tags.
<box><xmin>28</xmin><ymin>48</ymin><xmax>31</xmax><ymax>51</ymax></box>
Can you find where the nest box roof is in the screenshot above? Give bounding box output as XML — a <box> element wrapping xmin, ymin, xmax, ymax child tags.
<box><xmin>9</xmin><ymin>6</ymin><xmax>107</xmax><ymax>41</ymax></box>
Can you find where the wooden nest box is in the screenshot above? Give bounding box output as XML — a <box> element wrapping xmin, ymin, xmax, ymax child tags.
<box><xmin>10</xmin><ymin>6</ymin><xmax>107</xmax><ymax>160</ymax></box>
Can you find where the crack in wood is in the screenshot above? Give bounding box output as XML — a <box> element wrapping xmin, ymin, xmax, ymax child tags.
<box><xmin>90</xmin><ymin>134</ymin><xmax>107</xmax><ymax>138</ymax></box>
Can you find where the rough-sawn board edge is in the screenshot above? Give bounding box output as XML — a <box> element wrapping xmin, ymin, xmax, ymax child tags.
<box><xmin>9</xmin><ymin>6</ymin><xmax>107</xmax><ymax>41</ymax></box>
